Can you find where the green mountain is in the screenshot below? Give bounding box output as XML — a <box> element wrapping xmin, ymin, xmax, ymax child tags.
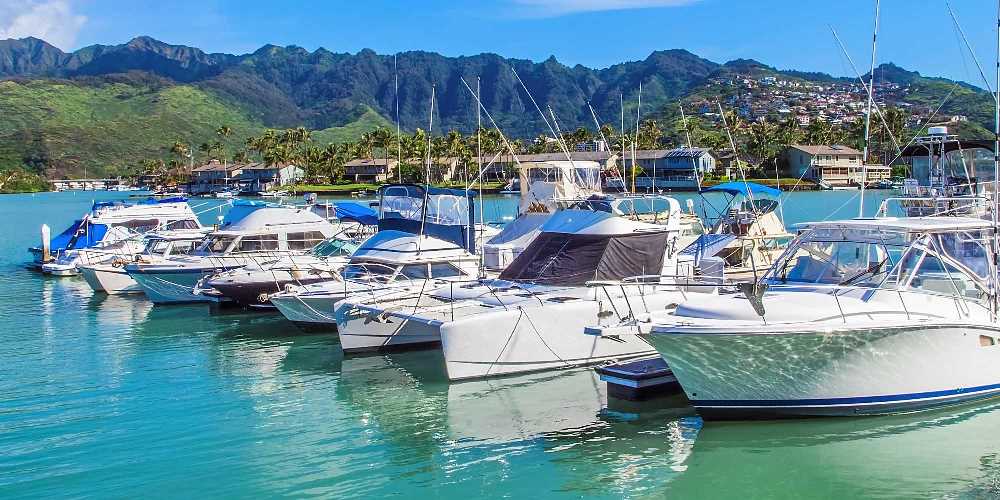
<box><xmin>0</xmin><ymin>36</ymin><xmax>995</xmax><ymax>178</ymax></box>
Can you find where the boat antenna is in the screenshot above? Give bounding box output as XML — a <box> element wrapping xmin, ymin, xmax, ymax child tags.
<box><xmin>477</xmin><ymin>77</ymin><xmax>486</xmax><ymax>276</ymax></box>
<box><xmin>588</xmin><ymin>101</ymin><xmax>625</xmax><ymax>187</ymax></box>
<box><xmin>510</xmin><ymin>66</ymin><xmax>577</xmax><ymax>169</ymax></box>
<box><xmin>633</xmin><ymin>82</ymin><xmax>641</xmax><ymax>193</ymax></box>
<box><xmin>418</xmin><ymin>84</ymin><xmax>435</xmax><ymax>251</ymax></box>
<box><xmin>859</xmin><ymin>0</ymin><xmax>880</xmax><ymax>218</ymax></box>
<box><xmin>995</xmin><ymin>0</ymin><xmax>1000</xmax><ymax>320</ymax></box>
<box><xmin>717</xmin><ymin>101</ymin><xmax>755</xmax><ymax>209</ymax></box>
<box><xmin>395</xmin><ymin>53</ymin><xmax>402</xmax><ymax>183</ymax></box>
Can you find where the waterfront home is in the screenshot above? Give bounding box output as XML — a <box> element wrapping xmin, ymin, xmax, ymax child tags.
<box><xmin>239</xmin><ymin>163</ymin><xmax>303</xmax><ymax>193</ymax></box>
<box><xmin>783</xmin><ymin>144</ymin><xmax>890</xmax><ymax>187</ymax></box>
<box><xmin>190</xmin><ymin>160</ymin><xmax>243</xmax><ymax>194</ymax></box>
<box><xmin>345</xmin><ymin>158</ymin><xmax>396</xmax><ymax>183</ymax></box>
<box><xmin>624</xmin><ymin>148</ymin><xmax>716</xmax><ymax>191</ymax></box>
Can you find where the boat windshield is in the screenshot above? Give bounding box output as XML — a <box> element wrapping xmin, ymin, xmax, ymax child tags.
<box><xmin>199</xmin><ymin>235</ymin><xmax>237</xmax><ymax>254</ymax></box>
<box><xmin>310</xmin><ymin>238</ymin><xmax>358</xmax><ymax>257</ymax></box>
<box><xmin>341</xmin><ymin>262</ymin><xmax>398</xmax><ymax>283</ymax></box>
<box><xmin>765</xmin><ymin>227</ymin><xmax>909</xmax><ymax>286</ymax></box>
<box><xmin>765</xmin><ymin>227</ymin><xmax>991</xmax><ymax>299</ymax></box>
<box><xmin>144</xmin><ymin>239</ymin><xmax>172</xmax><ymax>257</ymax></box>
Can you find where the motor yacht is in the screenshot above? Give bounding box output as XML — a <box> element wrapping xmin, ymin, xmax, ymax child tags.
<box><xmin>635</xmin><ymin>216</ymin><xmax>1000</xmax><ymax>419</ymax></box>
<box><xmin>334</xmin><ymin>199</ymin><xmax>706</xmax><ymax>380</ymax></box>
<box><xmin>126</xmin><ymin>206</ymin><xmax>338</xmax><ymax>304</ymax></box>
<box><xmin>78</xmin><ymin>229</ymin><xmax>208</xmax><ymax>294</ymax></box>
<box><xmin>269</xmin><ymin>184</ymin><xmax>485</xmax><ymax>327</ymax></box>
<box><xmin>196</xmin><ymin>236</ymin><xmax>359</xmax><ymax>309</ymax></box>
<box><xmin>31</xmin><ymin>197</ymin><xmax>201</xmax><ymax>276</ymax></box>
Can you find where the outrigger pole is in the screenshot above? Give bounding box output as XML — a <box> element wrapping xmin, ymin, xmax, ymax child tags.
<box><xmin>859</xmin><ymin>0</ymin><xmax>880</xmax><ymax>218</ymax></box>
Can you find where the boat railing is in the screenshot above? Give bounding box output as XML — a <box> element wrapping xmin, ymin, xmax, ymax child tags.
<box><xmin>877</xmin><ymin>196</ymin><xmax>990</xmax><ymax>217</ymax></box>
<box><xmin>586</xmin><ymin>274</ymin><xmax>991</xmax><ymax>326</ymax></box>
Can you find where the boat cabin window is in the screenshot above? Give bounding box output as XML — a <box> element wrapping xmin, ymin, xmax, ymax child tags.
<box><xmin>287</xmin><ymin>231</ymin><xmax>328</xmax><ymax>251</ymax></box>
<box><xmin>936</xmin><ymin>231</ymin><xmax>990</xmax><ymax>279</ymax></box>
<box><xmin>163</xmin><ymin>219</ymin><xmax>200</xmax><ymax>230</ymax></box>
<box><xmin>430</xmin><ymin>262</ymin><xmax>465</xmax><ymax>278</ymax></box>
<box><xmin>145</xmin><ymin>239</ymin><xmax>172</xmax><ymax>256</ymax></box>
<box><xmin>239</xmin><ymin>234</ymin><xmax>279</xmax><ymax>252</ymax></box>
<box><xmin>167</xmin><ymin>240</ymin><xmax>199</xmax><ymax>257</ymax></box>
<box><xmin>201</xmin><ymin>235</ymin><xmax>237</xmax><ymax>254</ymax></box>
<box><xmin>399</xmin><ymin>264</ymin><xmax>430</xmax><ymax>280</ymax></box>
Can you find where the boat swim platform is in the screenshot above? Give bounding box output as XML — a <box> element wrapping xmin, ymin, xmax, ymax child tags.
<box><xmin>595</xmin><ymin>357</ymin><xmax>682</xmax><ymax>401</ymax></box>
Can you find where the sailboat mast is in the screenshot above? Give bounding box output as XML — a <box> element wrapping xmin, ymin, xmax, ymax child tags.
<box><xmin>418</xmin><ymin>85</ymin><xmax>435</xmax><ymax>250</ymax></box>
<box><xmin>860</xmin><ymin>0</ymin><xmax>880</xmax><ymax>217</ymax></box>
<box><xmin>621</xmin><ymin>94</ymin><xmax>627</xmax><ymax>193</ymax></box>
<box><xmin>633</xmin><ymin>83</ymin><xmax>641</xmax><ymax>193</ymax></box>
<box><xmin>395</xmin><ymin>54</ymin><xmax>402</xmax><ymax>183</ymax></box>
<box><xmin>994</xmin><ymin>0</ymin><xmax>1000</xmax><ymax>319</ymax></box>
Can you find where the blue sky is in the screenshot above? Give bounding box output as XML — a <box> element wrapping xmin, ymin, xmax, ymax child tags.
<box><xmin>1</xmin><ymin>0</ymin><xmax>999</xmax><ymax>86</ymax></box>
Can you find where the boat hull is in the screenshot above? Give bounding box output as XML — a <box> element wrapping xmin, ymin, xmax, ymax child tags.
<box><xmin>336</xmin><ymin>303</ymin><xmax>444</xmax><ymax>353</ymax></box>
<box><xmin>439</xmin><ymin>300</ymin><xmax>656</xmax><ymax>381</ymax></box>
<box><xmin>129</xmin><ymin>269</ymin><xmax>216</xmax><ymax>304</ymax></box>
<box><xmin>645</xmin><ymin>323</ymin><xmax>1000</xmax><ymax>419</ymax></box>
<box><xmin>79</xmin><ymin>264</ymin><xmax>141</xmax><ymax>294</ymax></box>
<box><xmin>209</xmin><ymin>277</ymin><xmax>328</xmax><ymax>309</ymax></box>
<box><xmin>271</xmin><ymin>293</ymin><xmax>342</xmax><ymax>325</ymax></box>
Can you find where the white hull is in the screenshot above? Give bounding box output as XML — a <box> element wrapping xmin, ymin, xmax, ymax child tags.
<box><xmin>336</xmin><ymin>302</ymin><xmax>444</xmax><ymax>352</ymax></box>
<box><xmin>646</xmin><ymin>322</ymin><xmax>1000</xmax><ymax>418</ymax></box>
<box><xmin>270</xmin><ymin>293</ymin><xmax>342</xmax><ymax>325</ymax></box>
<box><xmin>79</xmin><ymin>264</ymin><xmax>141</xmax><ymax>294</ymax></box>
<box><xmin>130</xmin><ymin>269</ymin><xmax>217</xmax><ymax>304</ymax></box>
<box><xmin>439</xmin><ymin>299</ymin><xmax>656</xmax><ymax>380</ymax></box>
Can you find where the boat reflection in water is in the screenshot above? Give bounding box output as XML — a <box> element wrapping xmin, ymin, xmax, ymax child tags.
<box><xmin>336</xmin><ymin>351</ymin><xmax>701</xmax><ymax>495</ymax></box>
<box><xmin>665</xmin><ymin>402</ymin><xmax>1000</xmax><ymax>498</ymax></box>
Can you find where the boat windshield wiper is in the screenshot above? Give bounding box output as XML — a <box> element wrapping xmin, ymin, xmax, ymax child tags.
<box><xmin>838</xmin><ymin>258</ymin><xmax>887</xmax><ymax>286</ymax></box>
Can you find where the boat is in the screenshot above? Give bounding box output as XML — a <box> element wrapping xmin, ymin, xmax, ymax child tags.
<box><xmin>125</xmin><ymin>206</ymin><xmax>338</xmax><ymax>304</ymax></box>
<box><xmin>78</xmin><ymin>229</ymin><xmax>208</xmax><ymax>294</ymax></box>
<box><xmin>260</xmin><ymin>189</ymin><xmax>291</xmax><ymax>198</ymax></box>
<box><xmin>196</xmin><ymin>236</ymin><xmax>359</xmax><ymax>309</ymax></box>
<box><xmin>269</xmin><ymin>184</ymin><xmax>485</xmax><ymax>327</ymax></box>
<box><xmin>333</xmin><ymin>199</ymin><xmax>705</xmax><ymax>380</ymax></box>
<box><xmin>30</xmin><ymin>197</ymin><xmax>201</xmax><ymax>276</ymax></box>
<box><xmin>214</xmin><ymin>188</ymin><xmax>239</xmax><ymax>199</ymax></box>
<box><xmin>695</xmin><ymin>181</ymin><xmax>792</xmax><ymax>279</ymax></box>
<box><xmin>637</xmin><ymin>216</ymin><xmax>1000</xmax><ymax>419</ymax></box>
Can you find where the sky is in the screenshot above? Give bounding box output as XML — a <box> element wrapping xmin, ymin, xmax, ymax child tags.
<box><xmin>1</xmin><ymin>0</ymin><xmax>999</xmax><ymax>86</ymax></box>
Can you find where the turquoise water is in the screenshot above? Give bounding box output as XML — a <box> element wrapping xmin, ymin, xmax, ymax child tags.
<box><xmin>4</xmin><ymin>190</ymin><xmax>1000</xmax><ymax>498</ymax></box>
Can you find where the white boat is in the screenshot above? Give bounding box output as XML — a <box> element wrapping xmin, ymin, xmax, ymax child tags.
<box><xmin>78</xmin><ymin>229</ymin><xmax>208</xmax><ymax>294</ymax></box>
<box><xmin>270</xmin><ymin>183</ymin><xmax>486</xmax><ymax>327</ymax></box>
<box><xmin>196</xmin><ymin>236</ymin><xmax>359</xmax><ymax>309</ymax></box>
<box><xmin>695</xmin><ymin>181</ymin><xmax>792</xmax><ymax>279</ymax></box>
<box><xmin>214</xmin><ymin>189</ymin><xmax>239</xmax><ymax>199</ymax></box>
<box><xmin>637</xmin><ymin>216</ymin><xmax>1000</xmax><ymax>419</ymax></box>
<box><xmin>334</xmin><ymin>201</ymin><xmax>705</xmax><ymax>380</ymax></box>
<box><xmin>260</xmin><ymin>189</ymin><xmax>291</xmax><ymax>198</ymax></box>
<box><xmin>32</xmin><ymin>197</ymin><xmax>201</xmax><ymax>276</ymax></box>
<box><xmin>125</xmin><ymin>206</ymin><xmax>338</xmax><ymax>304</ymax></box>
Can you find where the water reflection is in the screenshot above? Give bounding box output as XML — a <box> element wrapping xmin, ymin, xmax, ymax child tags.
<box><xmin>666</xmin><ymin>402</ymin><xmax>1000</xmax><ymax>499</ymax></box>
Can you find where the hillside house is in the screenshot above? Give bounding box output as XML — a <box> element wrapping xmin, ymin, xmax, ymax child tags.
<box><xmin>239</xmin><ymin>163</ymin><xmax>303</xmax><ymax>192</ymax></box>
<box><xmin>190</xmin><ymin>160</ymin><xmax>243</xmax><ymax>194</ymax></box>
<box><xmin>784</xmin><ymin>144</ymin><xmax>890</xmax><ymax>187</ymax></box>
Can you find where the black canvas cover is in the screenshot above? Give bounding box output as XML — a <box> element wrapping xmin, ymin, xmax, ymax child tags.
<box><xmin>499</xmin><ymin>231</ymin><xmax>669</xmax><ymax>286</ymax></box>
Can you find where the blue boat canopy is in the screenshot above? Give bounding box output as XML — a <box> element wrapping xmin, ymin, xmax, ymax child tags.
<box><xmin>333</xmin><ymin>202</ymin><xmax>378</xmax><ymax>226</ymax></box>
<box><xmin>377</xmin><ymin>184</ymin><xmax>478</xmax><ymax>253</ymax></box>
<box><xmin>702</xmin><ymin>181</ymin><xmax>781</xmax><ymax>198</ymax></box>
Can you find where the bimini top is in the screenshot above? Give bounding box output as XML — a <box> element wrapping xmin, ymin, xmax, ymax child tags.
<box><xmin>799</xmin><ymin>216</ymin><xmax>992</xmax><ymax>234</ymax></box>
<box><xmin>216</xmin><ymin>207</ymin><xmax>334</xmax><ymax>235</ymax></box>
<box><xmin>351</xmin><ymin>229</ymin><xmax>474</xmax><ymax>265</ymax></box>
<box><xmin>702</xmin><ymin>181</ymin><xmax>781</xmax><ymax>198</ymax></box>
<box><xmin>499</xmin><ymin>210</ymin><xmax>673</xmax><ymax>286</ymax></box>
<box><xmin>333</xmin><ymin>202</ymin><xmax>378</xmax><ymax>226</ymax></box>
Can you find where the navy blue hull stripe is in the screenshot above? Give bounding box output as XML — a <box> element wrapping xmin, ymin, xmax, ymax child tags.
<box><xmin>693</xmin><ymin>382</ymin><xmax>1000</xmax><ymax>407</ymax></box>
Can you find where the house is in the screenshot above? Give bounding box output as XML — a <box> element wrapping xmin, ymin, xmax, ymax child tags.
<box><xmin>239</xmin><ymin>163</ymin><xmax>303</xmax><ymax>192</ymax></box>
<box><xmin>190</xmin><ymin>160</ymin><xmax>243</xmax><ymax>194</ymax></box>
<box><xmin>345</xmin><ymin>158</ymin><xmax>398</xmax><ymax>183</ymax></box>
<box><xmin>621</xmin><ymin>148</ymin><xmax>716</xmax><ymax>190</ymax></box>
<box><xmin>783</xmin><ymin>145</ymin><xmax>890</xmax><ymax>187</ymax></box>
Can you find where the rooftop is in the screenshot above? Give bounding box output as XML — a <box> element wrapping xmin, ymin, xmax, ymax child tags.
<box><xmin>787</xmin><ymin>144</ymin><xmax>863</xmax><ymax>156</ymax></box>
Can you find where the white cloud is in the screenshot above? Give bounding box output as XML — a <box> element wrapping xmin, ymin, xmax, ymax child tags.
<box><xmin>0</xmin><ymin>0</ymin><xmax>87</xmax><ymax>49</ymax></box>
<box><xmin>511</xmin><ymin>0</ymin><xmax>698</xmax><ymax>17</ymax></box>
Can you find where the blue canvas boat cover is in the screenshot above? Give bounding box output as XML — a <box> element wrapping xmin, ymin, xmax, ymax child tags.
<box><xmin>48</xmin><ymin>220</ymin><xmax>109</xmax><ymax>251</ymax></box>
<box><xmin>333</xmin><ymin>202</ymin><xmax>378</xmax><ymax>226</ymax></box>
<box><xmin>377</xmin><ymin>184</ymin><xmax>477</xmax><ymax>253</ymax></box>
<box><xmin>702</xmin><ymin>181</ymin><xmax>781</xmax><ymax>198</ymax></box>
<box><xmin>679</xmin><ymin>233</ymin><xmax>736</xmax><ymax>260</ymax></box>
